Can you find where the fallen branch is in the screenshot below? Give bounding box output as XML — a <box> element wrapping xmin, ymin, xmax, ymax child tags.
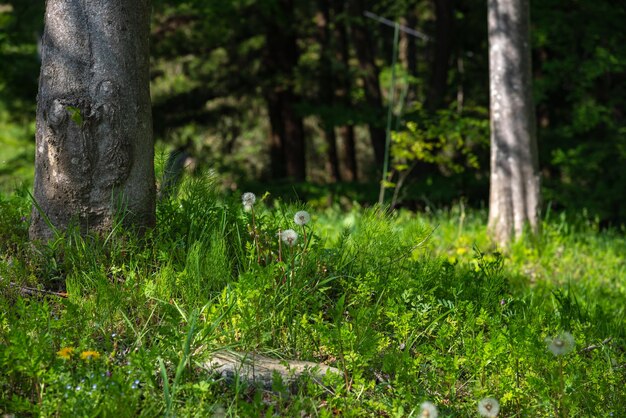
<box><xmin>578</xmin><ymin>337</ymin><xmax>612</xmax><ymax>354</ymax></box>
<box><xmin>9</xmin><ymin>282</ymin><xmax>68</xmax><ymax>298</ymax></box>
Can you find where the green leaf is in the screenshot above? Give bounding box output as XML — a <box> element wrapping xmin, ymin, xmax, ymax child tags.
<box><xmin>66</xmin><ymin>106</ymin><xmax>83</xmax><ymax>126</ymax></box>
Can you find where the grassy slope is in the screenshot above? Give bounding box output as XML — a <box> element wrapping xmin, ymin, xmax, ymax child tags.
<box><xmin>0</xmin><ymin>179</ymin><xmax>624</xmax><ymax>417</ymax></box>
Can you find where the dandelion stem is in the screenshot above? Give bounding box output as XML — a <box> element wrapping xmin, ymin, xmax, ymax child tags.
<box><xmin>559</xmin><ymin>356</ymin><xmax>567</xmax><ymax>418</ymax></box>
<box><xmin>251</xmin><ymin>207</ymin><xmax>260</xmax><ymax>264</ymax></box>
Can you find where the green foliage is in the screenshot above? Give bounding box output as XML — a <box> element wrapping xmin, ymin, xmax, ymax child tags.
<box><xmin>387</xmin><ymin>104</ymin><xmax>489</xmax><ymax>206</ymax></box>
<box><xmin>392</xmin><ymin>104</ymin><xmax>489</xmax><ymax>175</ymax></box>
<box><xmin>532</xmin><ymin>0</ymin><xmax>626</xmax><ymax>223</ymax></box>
<box><xmin>0</xmin><ymin>188</ymin><xmax>29</xmax><ymax>256</ymax></box>
<box><xmin>1</xmin><ymin>181</ymin><xmax>625</xmax><ymax>416</ymax></box>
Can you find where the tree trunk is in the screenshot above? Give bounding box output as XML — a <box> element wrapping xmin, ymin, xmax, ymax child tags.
<box><xmin>487</xmin><ymin>0</ymin><xmax>540</xmax><ymax>246</ymax></box>
<box><xmin>340</xmin><ymin>125</ymin><xmax>358</xmax><ymax>182</ymax></box>
<box><xmin>406</xmin><ymin>11</ymin><xmax>419</xmax><ymax>103</ymax></box>
<box><xmin>317</xmin><ymin>0</ymin><xmax>341</xmax><ymax>182</ymax></box>
<box><xmin>335</xmin><ymin>1</ymin><xmax>358</xmax><ymax>182</ymax></box>
<box><xmin>348</xmin><ymin>0</ymin><xmax>386</xmax><ymax>170</ymax></box>
<box><xmin>263</xmin><ymin>0</ymin><xmax>306</xmax><ymax>181</ymax></box>
<box><xmin>30</xmin><ymin>0</ymin><xmax>155</xmax><ymax>241</ymax></box>
<box><xmin>427</xmin><ymin>0</ymin><xmax>454</xmax><ymax>110</ymax></box>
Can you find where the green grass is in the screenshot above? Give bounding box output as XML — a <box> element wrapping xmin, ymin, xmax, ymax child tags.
<box><xmin>0</xmin><ymin>177</ymin><xmax>624</xmax><ymax>417</ymax></box>
<box><xmin>0</xmin><ymin>111</ymin><xmax>35</xmax><ymax>192</ymax></box>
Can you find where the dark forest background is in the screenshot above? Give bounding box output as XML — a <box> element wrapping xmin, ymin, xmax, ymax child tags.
<box><xmin>1</xmin><ymin>0</ymin><xmax>624</xmax><ymax>223</ymax></box>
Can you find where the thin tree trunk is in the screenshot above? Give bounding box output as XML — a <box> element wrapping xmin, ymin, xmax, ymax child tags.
<box><xmin>336</xmin><ymin>1</ymin><xmax>358</xmax><ymax>181</ymax></box>
<box><xmin>340</xmin><ymin>125</ymin><xmax>358</xmax><ymax>182</ymax></box>
<box><xmin>30</xmin><ymin>0</ymin><xmax>154</xmax><ymax>241</ymax></box>
<box><xmin>406</xmin><ymin>11</ymin><xmax>418</xmax><ymax>103</ymax></box>
<box><xmin>327</xmin><ymin>128</ymin><xmax>341</xmax><ymax>182</ymax></box>
<box><xmin>487</xmin><ymin>0</ymin><xmax>540</xmax><ymax>246</ymax></box>
<box><xmin>348</xmin><ymin>0</ymin><xmax>386</xmax><ymax>170</ymax></box>
<box><xmin>282</xmin><ymin>94</ymin><xmax>306</xmax><ymax>180</ymax></box>
<box><xmin>318</xmin><ymin>0</ymin><xmax>341</xmax><ymax>182</ymax></box>
<box><xmin>427</xmin><ymin>0</ymin><xmax>454</xmax><ymax>110</ymax></box>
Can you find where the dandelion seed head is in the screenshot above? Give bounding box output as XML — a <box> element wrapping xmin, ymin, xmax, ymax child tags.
<box><xmin>478</xmin><ymin>397</ymin><xmax>500</xmax><ymax>417</ymax></box>
<box><xmin>242</xmin><ymin>192</ymin><xmax>256</xmax><ymax>211</ymax></box>
<box><xmin>280</xmin><ymin>229</ymin><xmax>298</xmax><ymax>246</ymax></box>
<box><xmin>294</xmin><ymin>210</ymin><xmax>311</xmax><ymax>226</ymax></box>
<box><xmin>545</xmin><ymin>331</ymin><xmax>575</xmax><ymax>356</ymax></box>
<box><xmin>419</xmin><ymin>401</ymin><xmax>438</xmax><ymax>418</ymax></box>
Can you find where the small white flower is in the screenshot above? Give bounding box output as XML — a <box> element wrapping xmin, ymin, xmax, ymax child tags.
<box><xmin>545</xmin><ymin>331</ymin><xmax>575</xmax><ymax>356</ymax></box>
<box><xmin>478</xmin><ymin>397</ymin><xmax>500</xmax><ymax>417</ymax></box>
<box><xmin>419</xmin><ymin>401</ymin><xmax>438</xmax><ymax>418</ymax></box>
<box><xmin>280</xmin><ymin>229</ymin><xmax>298</xmax><ymax>247</ymax></box>
<box><xmin>294</xmin><ymin>210</ymin><xmax>311</xmax><ymax>226</ymax></box>
<box><xmin>242</xmin><ymin>192</ymin><xmax>256</xmax><ymax>211</ymax></box>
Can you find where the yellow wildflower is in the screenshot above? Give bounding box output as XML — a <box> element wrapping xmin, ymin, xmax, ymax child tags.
<box><xmin>57</xmin><ymin>347</ymin><xmax>75</xmax><ymax>360</ymax></box>
<box><xmin>80</xmin><ymin>350</ymin><xmax>101</xmax><ymax>360</ymax></box>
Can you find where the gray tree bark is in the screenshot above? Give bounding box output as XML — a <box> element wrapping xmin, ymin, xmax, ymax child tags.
<box><xmin>487</xmin><ymin>0</ymin><xmax>540</xmax><ymax>246</ymax></box>
<box><xmin>30</xmin><ymin>0</ymin><xmax>155</xmax><ymax>241</ymax></box>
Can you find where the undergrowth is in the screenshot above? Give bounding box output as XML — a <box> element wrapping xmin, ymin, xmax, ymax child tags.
<box><xmin>0</xmin><ymin>178</ymin><xmax>624</xmax><ymax>417</ymax></box>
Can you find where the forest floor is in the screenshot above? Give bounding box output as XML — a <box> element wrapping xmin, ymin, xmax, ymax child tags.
<box><xmin>1</xmin><ymin>178</ymin><xmax>625</xmax><ymax>417</ymax></box>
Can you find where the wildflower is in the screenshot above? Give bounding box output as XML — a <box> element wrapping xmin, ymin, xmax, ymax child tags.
<box><xmin>419</xmin><ymin>401</ymin><xmax>438</xmax><ymax>418</ymax></box>
<box><xmin>80</xmin><ymin>350</ymin><xmax>101</xmax><ymax>360</ymax></box>
<box><xmin>478</xmin><ymin>397</ymin><xmax>500</xmax><ymax>417</ymax></box>
<box><xmin>57</xmin><ymin>346</ymin><xmax>75</xmax><ymax>360</ymax></box>
<box><xmin>545</xmin><ymin>332</ymin><xmax>575</xmax><ymax>356</ymax></box>
<box><xmin>280</xmin><ymin>229</ymin><xmax>298</xmax><ymax>247</ymax></box>
<box><xmin>131</xmin><ymin>379</ymin><xmax>141</xmax><ymax>389</ymax></box>
<box><xmin>294</xmin><ymin>210</ymin><xmax>311</xmax><ymax>226</ymax></box>
<box><xmin>242</xmin><ymin>192</ymin><xmax>256</xmax><ymax>211</ymax></box>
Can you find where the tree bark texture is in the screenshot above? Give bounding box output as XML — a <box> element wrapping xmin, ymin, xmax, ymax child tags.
<box><xmin>487</xmin><ymin>0</ymin><xmax>540</xmax><ymax>245</ymax></box>
<box><xmin>30</xmin><ymin>0</ymin><xmax>155</xmax><ymax>241</ymax></box>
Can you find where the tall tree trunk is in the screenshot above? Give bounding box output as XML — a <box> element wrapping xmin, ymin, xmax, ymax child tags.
<box><xmin>406</xmin><ymin>11</ymin><xmax>419</xmax><ymax>103</ymax></box>
<box><xmin>487</xmin><ymin>0</ymin><xmax>540</xmax><ymax>246</ymax></box>
<box><xmin>427</xmin><ymin>0</ymin><xmax>454</xmax><ymax>110</ymax></box>
<box><xmin>263</xmin><ymin>0</ymin><xmax>306</xmax><ymax>181</ymax></box>
<box><xmin>348</xmin><ymin>0</ymin><xmax>386</xmax><ymax>170</ymax></box>
<box><xmin>30</xmin><ymin>0</ymin><xmax>154</xmax><ymax>241</ymax></box>
<box><xmin>335</xmin><ymin>1</ymin><xmax>358</xmax><ymax>182</ymax></box>
<box><xmin>317</xmin><ymin>0</ymin><xmax>341</xmax><ymax>182</ymax></box>
<box><xmin>339</xmin><ymin>126</ymin><xmax>357</xmax><ymax>181</ymax></box>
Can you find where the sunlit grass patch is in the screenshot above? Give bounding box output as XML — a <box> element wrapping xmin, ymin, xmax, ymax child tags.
<box><xmin>0</xmin><ymin>181</ymin><xmax>624</xmax><ymax>416</ymax></box>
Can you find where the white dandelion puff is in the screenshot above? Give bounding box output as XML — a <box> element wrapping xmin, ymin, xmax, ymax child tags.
<box><xmin>545</xmin><ymin>331</ymin><xmax>575</xmax><ymax>356</ymax></box>
<box><xmin>478</xmin><ymin>397</ymin><xmax>500</xmax><ymax>417</ymax></box>
<box><xmin>419</xmin><ymin>401</ymin><xmax>438</xmax><ymax>418</ymax></box>
<box><xmin>280</xmin><ymin>229</ymin><xmax>298</xmax><ymax>247</ymax></box>
<box><xmin>242</xmin><ymin>192</ymin><xmax>256</xmax><ymax>211</ymax></box>
<box><xmin>294</xmin><ymin>210</ymin><xmax>311</xmax><ymax>226</ymax></box>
